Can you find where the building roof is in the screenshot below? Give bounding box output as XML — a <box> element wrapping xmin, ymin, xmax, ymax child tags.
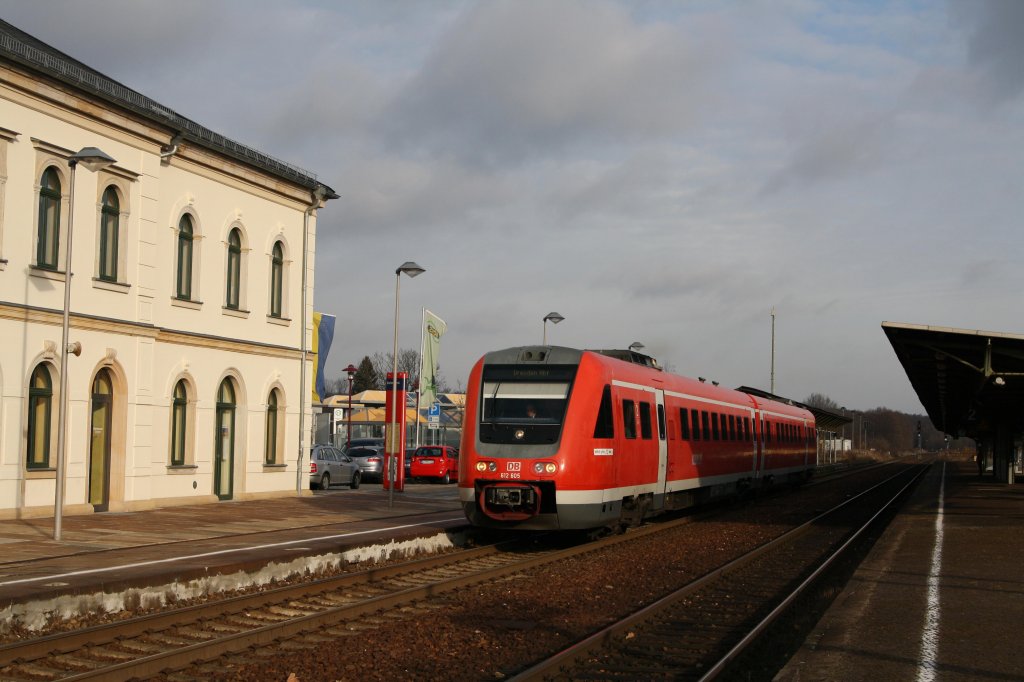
<box><xmin>882</xmin><ymin>322</ymin><xmax>1024</xmax><ymax>438</ymax></box>
<box><xmin>0</xmin><ymin>19</ymin><xmax>337</xmax><ymax>199</ymax></box>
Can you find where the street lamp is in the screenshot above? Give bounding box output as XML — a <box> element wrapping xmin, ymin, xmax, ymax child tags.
<box><xmin>542</xmin><ymin>312</ymin><xmax>564</xmax><ymax>345</ymax></box>
<box><xmin>390</xmin><ymin>262</ymin><xmax>425</xmax><ymax>509</ymax></box>
<box><xmin>629</xmin><ymin>341</ymin><xmax>645</xmax><ymax>352</ymax></box>
<box><xmin>343</xmin><ymin>363</ymin><xmax>357</xmax><ymax>450</ymax></box>
<box><xmin>54</xmin><ymin>146</ymin><xmax>117</xmax><ymax>541</ymax></box>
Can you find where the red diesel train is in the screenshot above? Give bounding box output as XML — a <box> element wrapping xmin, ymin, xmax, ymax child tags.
<box><xmin>458</xmin><ymin>346</ymin><xmax>816</xmax><ymax>530</ymax></box>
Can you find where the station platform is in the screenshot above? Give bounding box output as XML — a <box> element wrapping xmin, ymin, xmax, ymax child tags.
<box><xmin>777</xmin><ymin>459</ymin><xmax>1023</xmax><ymax>681</ymax></box>
<box><xmin>0</xmin><ymin>483</ymin><xmax>465</xmax><ymax>630</ymax></box>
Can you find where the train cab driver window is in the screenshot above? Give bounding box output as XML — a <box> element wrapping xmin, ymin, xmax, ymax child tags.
<box><xmin>593</xmin><ymin>385</ymin><xmax>614</xmax><ymax>439</ymax></box>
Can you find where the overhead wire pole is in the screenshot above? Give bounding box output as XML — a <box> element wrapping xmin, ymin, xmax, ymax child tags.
<box><xmin>770</xmin><ymin>307</ymin><xmax>776</xmax><ymax>395</ymax></box>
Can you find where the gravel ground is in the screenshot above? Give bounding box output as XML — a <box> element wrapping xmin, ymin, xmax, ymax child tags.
<box><xmin>179</xmin><ymin>470</ymin><xmax>897</xmax><ymax>681</ymax></box>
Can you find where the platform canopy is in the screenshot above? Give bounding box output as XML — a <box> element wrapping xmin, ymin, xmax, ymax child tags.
<box><xmin>882</xmin><ymin>322</ymin><xmax>1024</xmax><ymax>439</ymax></box>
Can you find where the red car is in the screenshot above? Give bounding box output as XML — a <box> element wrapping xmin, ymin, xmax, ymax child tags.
<box><xmin>410</xmin><ymin>446</ymin><xmax>459</xmax><ymax>483</ymax></box>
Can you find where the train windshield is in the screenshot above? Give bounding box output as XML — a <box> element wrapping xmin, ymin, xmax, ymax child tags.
<box><xmin>480</xmin><ymin>364</ymin><xmax>577</xmax><ymax>426</ymax></box>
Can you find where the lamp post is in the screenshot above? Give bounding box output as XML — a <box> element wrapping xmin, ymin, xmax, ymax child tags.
<box><xmin>390</xmin><ymin>262</ymin><xmax>425</xmax><ymax>509</ymax></box>
<box><xmin>343</xmin><ymin>364</ymin><xmax>357</xmax><ymax>450</ymax></box>
<box><xmin>629</xmin><ymin>341</ymin><xmax>644</xmax><ymax>352</ymax></box>
<box><xmin>54</xmin><ymin>146</ymin><xmax>116</xmax><ymax>541</ymax></box>
<box><xmin>542</xmin><ymin>312</ymin><xmax>564</xmax><ymax>345</ymax></box>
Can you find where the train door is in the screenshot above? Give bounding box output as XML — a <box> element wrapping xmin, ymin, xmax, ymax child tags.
<box><xmin>654</xmin><ymin>389</ymin><xmax>668</xmax><ymax>508</ymax></box>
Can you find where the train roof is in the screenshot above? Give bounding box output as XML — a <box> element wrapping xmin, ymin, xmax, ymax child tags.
<box><xmin>477</xmin><ymin>346</ymin><xmax>812</xmax><ymax>420</ymax></box>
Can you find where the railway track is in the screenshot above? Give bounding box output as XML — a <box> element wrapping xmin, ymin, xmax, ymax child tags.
<box><xmin>0</xmin><ymin>514</ymin><xmax>702</xmax><ymax>681</ymax></box>
<box><xmin>0</xmin><ymin>462</ymin><xmax>914</xmax><ymax>681</ymax></box>
<box><xmin>510</xmin><ymin>463</ymin><xmax>928</xmax><ymax>681</ymax></box>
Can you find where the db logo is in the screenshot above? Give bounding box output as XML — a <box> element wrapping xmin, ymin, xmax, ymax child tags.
<box><xmin>507</xmin><ymin>461</ymin><xmax>521</xmax><ymax>472</ymax></box>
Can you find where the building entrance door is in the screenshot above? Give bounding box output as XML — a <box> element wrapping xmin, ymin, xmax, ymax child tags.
<box><xmin>88</xmin><ymin>370</ymin><xmax>113</xmax><ymax>511</ymax></box>
<box><xmin>214</xmin><ymin>379</ymin><xmax>235</xmax><ymax>500</ymax></box>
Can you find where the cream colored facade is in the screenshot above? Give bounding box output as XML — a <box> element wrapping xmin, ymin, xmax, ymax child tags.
<box><xmin>0</xmin><ymin>24</ymin><xmax>335</xmax><ymax>518</ymax></box>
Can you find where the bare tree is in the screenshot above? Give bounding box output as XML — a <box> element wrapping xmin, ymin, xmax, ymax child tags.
<box><xmin>371</xmin><ymin>349</ymin><xmax>420</xmax><ymax>388</ymax></box>
<box><xmin>803</xmin><ymin>393</ymin><xmax>841</xmax><ymax>410</ymax></box>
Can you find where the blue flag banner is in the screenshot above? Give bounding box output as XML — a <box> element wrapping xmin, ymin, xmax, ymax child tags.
<box><xmin>312</xmin><ymin>312</ymin><xmax>336</xmax><ymax>403</ymax></box>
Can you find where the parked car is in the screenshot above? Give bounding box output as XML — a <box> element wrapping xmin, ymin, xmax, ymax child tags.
<box><xmin>346</xmin><ymin>445</ymin><xmax>385</xmax><ymax>482</ymax></box>
<box><xmin>410</xmin><ymin>445</ymin><xmax>459</xmax><ymax>483</ymax></box>
<box><xmin>309</xmin><ymin>444</ymin><xmax>361</xmax><ymax>490</ymax></box>
<box><xmin>404</xmin><ymin>448</ymin><xmax>417</xmax><ymax>478</ymax></box>
<box><xmin>341</xmin><ymin>438</ymin><xmax>384</xmax><ymax>454</ymax></box>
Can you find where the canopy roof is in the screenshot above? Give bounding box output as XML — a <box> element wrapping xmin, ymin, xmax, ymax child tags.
<box><xmin>882</xmin><ymin>322</ymin><xmax>1024</xmax><ymax>438</ymax></box>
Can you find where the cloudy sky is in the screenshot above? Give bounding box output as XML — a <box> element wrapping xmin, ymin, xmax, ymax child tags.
<box><xmin>4</xmin><ymin>1</ymin><xmax>1022</xmax><ymax>414</ymax></box>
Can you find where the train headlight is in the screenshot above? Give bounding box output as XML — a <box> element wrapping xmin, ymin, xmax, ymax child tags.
<box><xmin>475</xmin><ymin>461</ymin><xmax>488</xmax><ymax>472</ymax></box>
<box><xmin>514</xmin><ymin>429</ymin><xmax>525</xmax><ymax>440</ymax></box>
<box><xmin>533</xmin><ymin>462</ymin><xmax>544</xmax><ymax>474</ymax></box>
<box><xmin>533</xmin><ymin>462</ymin><xmax>558</xmax><ymax>474</ymax></box>
<box><xmin>545</xmin><ymin>462</ymin><xmax>557</xmax><ymax>474</ymax></box>
<box><xmin>488</xmin><ymin>461</ymin><xmax>497</xmax><ymax>472</ymax></box>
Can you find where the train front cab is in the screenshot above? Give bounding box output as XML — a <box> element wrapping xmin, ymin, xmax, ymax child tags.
<box><xmin>460</xmin><ymin>348</ymin><xmax>669</xmax><ymax>530</ymax></box>
<box><xmin>459</xmin><ymin>348</ymin><xmax>578</xmax><ymax>529</ymax></box>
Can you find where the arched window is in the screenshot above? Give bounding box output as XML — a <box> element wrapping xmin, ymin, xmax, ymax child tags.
<box><xmin>270</xmin><ymin>241</ymin><xmax>284</xmax><ymax>318</ymax></box>
<box><xmin>37</xmin><ymin>167</ymin><xmax>61</xmax><ymax>270</ymax></box>
<box><xmin>264</xmin><ymin>389</ymin><xmax>280</xmax><ymax>465</ymax></box>
<box><xmin>226</xmin><ymin>228</ymin><xmax>241</xmax><ymax>309</ymax></box>
<box><xmin>170</xmin><ymin>380</ymin><xmax>188</xmax><ymax>466</ymax></box>
<box><xmin>176</xmin><ymin>214</ymin><xmax>194</xmax><ymax>300</ymax></box>
<box><xmin>99</xmin><ymin>186</ymin><xmax>119</xmax><ymax>282</ymax></box>
<box><xmin>27</xmin><ymin>365</ymin><xmax>53</xmax><ymax>469</ymax></box>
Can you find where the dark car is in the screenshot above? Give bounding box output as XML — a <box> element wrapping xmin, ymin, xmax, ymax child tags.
<box><xmin>309</xmin><ymin>444</ymin><xmax>361</xmax><ymax>490</ymax></box>
<box><xmin>346</xmin><ymin>445</ymin><xmax>385</xmax><ymax>482</ymax></box>
<box><xmin>404</xmin><ymin>448</ymin><xmax>417</xmax><ymax>478</ymax></box>
<box><xmin>410</xmin><ymin>445</ymin><xmax>459</xmax><ymax>483</ymax></box>
<box><xmin>342</xmin><ymin>437</ymin><xmax>384</xmax><ymax>454</ymax></box>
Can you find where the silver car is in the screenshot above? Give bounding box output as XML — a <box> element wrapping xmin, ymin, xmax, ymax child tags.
<box><xmin>309</xmin><ymin>445</ymin><xmax>361</xmax><ymax>490</ymax></box>
<box><xmin>345</xmin><ymin>445</ymin><xmax>385</xmax><ymax>482</ymax></box>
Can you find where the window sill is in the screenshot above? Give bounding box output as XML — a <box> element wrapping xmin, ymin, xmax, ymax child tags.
<box><xmin>93</xmin><ymin>278</ymin><xmax>130</xmax><ymax>294</ymax></box>
<box><xmin>25</xmin><ymin>468</ymin><xmax>56</xmax><ymax>479</ymax></box>
<box><xmin>262</xmin><ymin>463</ymin><xmax>288</xmax><ymax>470</ymax></box>
<box><xmin>29</xmin><ymin>265</ymin><xmax>66</xmax><ymax>282</ymax></box>
<box><xmin>222</xmin><ymin>307</ymin><xmax>250</xmax><ymax>319</ymax></box>
<box><xmin>266</xmin><ymin>315</ymin><xmax>291</xmax><ymax>327</ymax></box>
<box><xmin>171</xmin><ymin>297</ymin><xmax>203</xmax><ymax>310</ymax></box>
<box><xmin>167</xmin><ymin>464</ymin><xmax>198</xmax><ymax>473</ymax></box>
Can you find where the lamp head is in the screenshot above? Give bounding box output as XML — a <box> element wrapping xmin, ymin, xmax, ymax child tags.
<box><xmin>71</xmin><ymin>147</ymin><xmax>116</xmax><ymax>172</ymax></box>
<box><xmin>397</xmin><ymin>261</ymin><xmax>425</xmax><ymax>278</ymax></box>
<box><xmin>543</xmin><ymin>312</ymin><xmax>564</xmax><ymax>325</ymax></box>
<box><xmin>344</xmin><ymin>364</ymin><xmax>358</xmax><ymax>378</ymax></box>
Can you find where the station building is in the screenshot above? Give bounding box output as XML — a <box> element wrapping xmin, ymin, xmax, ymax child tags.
<box><xmin>0</xmin><ymin>20</ymin><xmax>336</xmax><ymax>518</ymax></box>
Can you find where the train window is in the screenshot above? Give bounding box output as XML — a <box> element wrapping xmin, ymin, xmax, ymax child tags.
<box><xmin>765</xmin><ymin>421</ymin><xmax>771</xmax><ymax>443</ymax></box>
<box><xmin>744</xmin><ymin>417</ymin><xmax>751</xmax><ymax>441</ymax></box>
<box><xmin>623</xmin><ymin>400</ymin><xmax>636</xmax><ymax>439</ymax></box>
<box><xmin>657</xmin><ymin>404</ymin><xmax>666</xmax><ymax>441</ymax></box>
<box><xmin>692</xmin><ymin>409</ymin><xmax>701</xmax><ymax>440</ymax></box>
<box><xmin>593</xmin><ymin>385</ymin><xmax>614</xmax><ymax>439</ymax></box>
<box><xmin>481</xmin><ymin>364</ymin><xmax>575</xmax><ymax>425</ymax></box>
<box><xmin>679</xmin><ymin>408</ymin><xmax>690</xmax><ymax>440</ymax></box>
<box><xmin>728</xmin><ymin>415</ymin><xmax>736</xmax><ymax>441</ymax></box>
<box><xmin>701</xmin><ymin>411</ymin><xmax>710</xmax><ymax>440</ymax></box>
<box><xmin>639</xmin><ymin>402</ymin><xmax>653</xmax><ymax>440</ymax></box>
<box><xmin>711</xmin><ymin>413</ymin><xmax>719</xmax><ymax>441</ymax></box>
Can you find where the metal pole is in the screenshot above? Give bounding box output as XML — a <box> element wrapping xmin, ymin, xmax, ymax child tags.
<box><xmin>770</xmin><ymin>307</ymin><xmax>775</xmax><ymax>394</ymax></box>
<box><xmin>389</xmin><ymin>270</ymin><xmax>401</xmax><ymax>509</ymax></box>
<box><xmin>53</xmin><ymin>159</ymin><xmax>78</xmax><ymax>541</ymax></box>
<box><xmin>346</xmin><ymin>373</ymin><xmax>353</xmax><ymax>451</ymax></box>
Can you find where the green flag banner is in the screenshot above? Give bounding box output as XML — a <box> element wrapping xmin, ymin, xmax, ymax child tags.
<box><xmin>420</xmin><ymin>309</ymin><xmax>447</xmax><ymax>408</ymax></box>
